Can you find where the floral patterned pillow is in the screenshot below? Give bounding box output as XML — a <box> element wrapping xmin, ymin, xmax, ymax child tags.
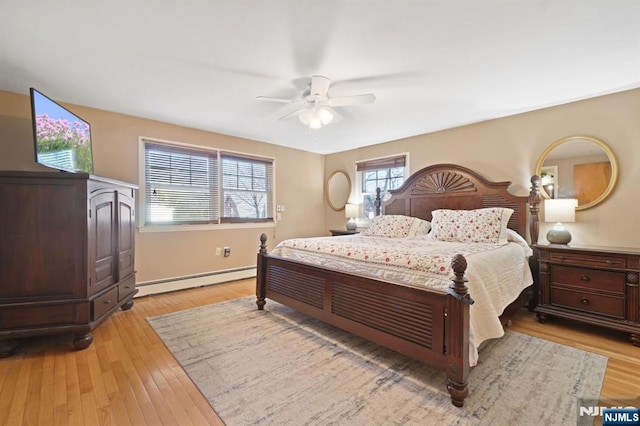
<box><xmin>362</xmin><ymin>215</ymin><xmax>431</xmax><ymax>238</ymax></box>
<box><xmin>428</xmin><ymin>208</ymin><xmax>514</xmax><ymax>244</ymax></box>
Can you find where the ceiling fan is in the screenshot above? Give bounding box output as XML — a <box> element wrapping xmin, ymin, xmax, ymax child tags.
<box><xmin>257</xmin><ymin>75</ymin><xmax>376</xmax><ymax>129</ymax></box>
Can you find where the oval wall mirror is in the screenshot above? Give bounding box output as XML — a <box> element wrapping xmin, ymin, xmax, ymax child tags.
<box><xmin>326</xmin><ymin>170</ymin><xmax>351</xmax><ymax>211</ymax></box>
<box><xmin>535</xmin><ymin>135</ymin><xmax>618</xmax><ymax>210</ymax></box>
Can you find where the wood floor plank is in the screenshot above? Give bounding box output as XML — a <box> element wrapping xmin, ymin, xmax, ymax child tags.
<box><xmin>1</xmin><ymin>278</ymin><xmax>638</xmax><ymax>425</ymax></box>
<box><xmin>3</xmin><ymin>356</ymin><xmax>31</xmax><ymax>426</ymax></box>
<box><xmin>37</xmin><ymin>354</ymin><xmax>56</xmax><ymax>425</ymax></box>
<box><xmin>63</xmin><ymin>352</ymin><xmax>84</xmax><ymax>425</ymax></box>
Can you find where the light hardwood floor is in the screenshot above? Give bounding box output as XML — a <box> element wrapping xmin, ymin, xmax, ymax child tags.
<box><xmin>1</xmin><ymin>279</ymin><xmax>638</xmax><ymax>425</ymax></box>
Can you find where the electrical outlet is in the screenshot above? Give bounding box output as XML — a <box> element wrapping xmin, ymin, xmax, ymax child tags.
<box><xmin>223</xmin><ymin>247</ymin><xmax>231</xmax><ymax>257</ymax></box>
<box><xmin>215</xmin><ymin>247</ymin><xmax>221</xmax><ymax>256</ymax></box>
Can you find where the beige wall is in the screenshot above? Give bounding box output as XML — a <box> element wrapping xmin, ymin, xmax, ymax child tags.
<box><xmin>325</xmin><ymin>88</ymin><xmax>640</xmax><ymax>248</ymax></box>
<box><xmin>0</xmin><ymin>90</ymin><xmax>325</xmax><ymax>283</ymax></box>
<box><xmin>3</xmin><ymin>87</ymin><xmax>639</xmax><ymax>284</ymax></box>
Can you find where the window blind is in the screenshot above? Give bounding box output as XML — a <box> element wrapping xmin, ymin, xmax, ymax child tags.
<box><xmin>144</xmin><ymin>141</ymin><xmax>219</xmax><ymax>224</ymax></box>
<box><xmin>356</xmin><ymin>154</ymin><xmax>406</xmax><ymax>171</ymax></box>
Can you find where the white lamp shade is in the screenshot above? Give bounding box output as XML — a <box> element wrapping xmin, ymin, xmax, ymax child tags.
<box><xmin>544</xmin><ymin>199</ymin><xmax>577</xmax><ymax>223</ymax></box>
<box><xmin>318</xmin><ymin>107</ymin><xmax>333</xmax><ymax>125</ymax></box>
<box><xmin>299</xmin><ymin>107</ymin><xmax>334</xmax><ymax>128</ymax></box>
<box><xmin>308</xmin><ymin>117</ymin><xmax>322</xmax><ymax>129</ymax></box>
<box><xmin>345</xmin><ymin>203</ymin><xmax>359</xmax><ymax>218</ymax></box>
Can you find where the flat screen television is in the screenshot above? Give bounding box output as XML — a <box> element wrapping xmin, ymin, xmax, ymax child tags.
<box><xmin>30</xmin><ymin>87</ymin><xmax>94</xmax><ymax>174</ymax></box>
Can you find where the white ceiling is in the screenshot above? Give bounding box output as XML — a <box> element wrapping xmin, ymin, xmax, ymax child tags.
<box><xmin>2</xmin><ymin>1</ymin><xmax>639</xmax><ymax>155</ymax></box>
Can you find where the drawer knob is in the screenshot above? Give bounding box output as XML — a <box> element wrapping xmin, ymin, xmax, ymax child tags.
<box><xmin>605</xmin><ymin>260</ymin><xmax>613</xmax><ymax>265</ymax></box>
<box><xmin>581</xmin><ymin>298</ymin><xmax>590</xmax><ymax>305</ymax></box>
<box><xmin>105</xmin><ymin>300</ymin><xmax>112</xmax><ymax>304</ymax></box>
<box><xmin>581</xmin><ymin>275</ymin><xmax>590</xmax><ymax>282</ymax></box>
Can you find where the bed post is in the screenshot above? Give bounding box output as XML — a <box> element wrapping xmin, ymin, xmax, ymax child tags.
<box><xmin>256</xmin><ymin>233</ymin><xmax>268</xmax><ymax>310</ymax></box>
<box><xmin>446</xmin><ymin>254</ymin><xmax>472</xmax><ymax>407</ymax></box>
<box><xmin>529</xmin><ymin>175</ymin><xmax>541</xmax><ymax>245</ymax></box>
<box><xmin>374</xmin><ymin>187</ymin><xmax>382</xmax><ymax>216</ymax></box>
<box><xmin>528</xmin><ymin>175</ymin><xmax>542</xmax><ymax>310</ymax></box>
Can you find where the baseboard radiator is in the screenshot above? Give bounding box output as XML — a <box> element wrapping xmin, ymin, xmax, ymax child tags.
<box><xmin>135</xmin><ymin>266</ymin><xmax>256</xmax><ymax>297</ymax></box>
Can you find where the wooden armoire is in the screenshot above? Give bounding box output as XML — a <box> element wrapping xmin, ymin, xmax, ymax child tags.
<box><xmin>0</xmin><ymin>171</ymin><xmax>138</xmax><ymax>356</ymax></box>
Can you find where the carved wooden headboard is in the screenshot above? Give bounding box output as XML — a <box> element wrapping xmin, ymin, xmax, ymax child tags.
<box><xmin>380</xmin><ymin>163</ymin><xmax>539</xmax><ymax>241</ymax></box>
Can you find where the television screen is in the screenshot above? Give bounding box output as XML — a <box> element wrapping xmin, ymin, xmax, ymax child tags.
<box><xmin>30</xmin><ymin>88</ymin><xmax>94</xmax><ymax>174</ymax></box>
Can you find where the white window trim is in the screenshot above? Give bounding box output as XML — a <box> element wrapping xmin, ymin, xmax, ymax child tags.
<box><xmin>138</xmin><ymin>136</ymin><xmax>277</xmax><ymax>232</ymax></box>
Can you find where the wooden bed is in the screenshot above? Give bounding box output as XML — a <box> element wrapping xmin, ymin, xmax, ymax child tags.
<box><xmin>256</xmin><ymin>163</ymin><xmax>541</xmax><ymax>407</ymax></box>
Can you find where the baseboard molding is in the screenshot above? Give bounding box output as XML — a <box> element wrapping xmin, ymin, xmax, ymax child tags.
<box><xmin>135</xmin><ymin>266</ymin><xmax>256</xmax><ymax>298</ymax></box>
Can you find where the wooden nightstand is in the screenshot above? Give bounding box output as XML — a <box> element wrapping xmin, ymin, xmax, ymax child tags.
<box><xmin>535</xmin><ymin>244</ymin><xmax>640</xmax><ymax>346</ymax></box>
<box><xmin>329</xmin><ymin>229</ymin><xmax>359</xmax><ymax>236</ymax></box>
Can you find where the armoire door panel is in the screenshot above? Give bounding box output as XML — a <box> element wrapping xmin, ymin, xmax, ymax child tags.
<box><xmin>90</xmin><ymin>192</ymin><xmax>116</xmax><ymax>295</ymax></box>
<box><xmin>118</xmin><ymin>192</ymin><xmax>136</xmax><ymax>279</ymax></box>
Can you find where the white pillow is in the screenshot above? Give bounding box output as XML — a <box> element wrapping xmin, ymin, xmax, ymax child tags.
<box><xmin>506</xmin><ymin>228</ymin><xmax>533</xmax><ymax>257</ymax></box>
<box><xmin>362</xmin><ymin>215</ymin><xmax>431</xmax><ymax>238</ymax></box>
<box><xmin>428</xmin><ymin>208</ymin><xmax>514</xmax><ymax>244</ymax></box>
<box><xmin>410</xmin><ymin>218</ymin><xmax>432</xmax><ymax>237</ymax></box>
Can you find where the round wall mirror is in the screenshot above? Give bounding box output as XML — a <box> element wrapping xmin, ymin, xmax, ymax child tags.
<box><xmin>535</xmin><ymin>135</ymin><xmax>618</xmax><ymax>210</ymax></box>
<box><xmin>326</xmin><ymin>171</ymin><xmax>351</xmax><ymax>211</ymax></box>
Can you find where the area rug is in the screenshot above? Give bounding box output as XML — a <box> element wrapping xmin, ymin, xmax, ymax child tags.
<box><xmin>147</xmin><ymin>297</ymin><xmax>607</xmax><ymax>426</ymax></box>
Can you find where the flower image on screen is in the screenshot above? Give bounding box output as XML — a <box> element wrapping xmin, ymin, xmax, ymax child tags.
<box><xmin>30</xmin><ymin>88</ymin><xmax>94</xmax><ymax>174</ymax></box>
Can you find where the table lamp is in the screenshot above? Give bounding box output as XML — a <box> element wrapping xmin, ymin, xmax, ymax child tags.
<box><xmin>544</xmin><ymin>198</ymin><xmax>577</xmax><ymax>244</ymax></box>
<box><xmin>345</xmin><ymin>203</ymin><xmax>359</xmax><ymax>231</ymax></box>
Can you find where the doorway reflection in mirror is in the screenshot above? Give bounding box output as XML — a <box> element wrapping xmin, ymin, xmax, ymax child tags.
<box><xmin>540</xmin><ymin>165</ymin><xmax>557</xmax><ymax>199</ymax></box>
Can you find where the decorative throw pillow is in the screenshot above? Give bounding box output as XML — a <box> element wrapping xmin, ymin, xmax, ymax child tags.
<box><xmin>428</xmin><ymin>208</ymin><xmax>514</xmax><ymax>244</ymax></box>
<box><xmin>362</xmin><ymin>215</ymin><xmax>430</xmax><ymax>238</ymax></box>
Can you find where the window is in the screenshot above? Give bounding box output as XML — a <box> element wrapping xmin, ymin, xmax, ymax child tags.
<box><xmin>142</xmin><ymin>138</ymin><xmax>274</xmax><ymax>226</ymax></box>
<box><xmin>356</xmin><ymin>154</ymin><xmax>406</xmax><ymax>218</ymax></box>
<box><xmin>221</xmin><ymin>154</ymin><xmax>273</xmax><ymax>223</ymax></box>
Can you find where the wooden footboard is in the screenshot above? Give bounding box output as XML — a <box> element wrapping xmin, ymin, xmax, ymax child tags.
<box><xmin>256</xmin><ymin>233</ymin><xmax>474</xmax><ymax>407</ymax></box>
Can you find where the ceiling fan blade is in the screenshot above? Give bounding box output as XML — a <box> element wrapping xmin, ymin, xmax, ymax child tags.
<box><xmin>278</xmin><ymin>108</ymin><xmax>306</xmax><ymax>121</ymax></box>
<box><xmin>327</xmin><ymin>93</ymin><xmax>376</xmax><ymax>107</ymax></box>
<box><xmin>310</xmin><ymin>75</ymin><xmax>331</xmax><ymax>99</ymax></box>
<box><xmin>256</xmin><ymin>96</ymin><xmax>302</xmax><ymax>104</ymax></box>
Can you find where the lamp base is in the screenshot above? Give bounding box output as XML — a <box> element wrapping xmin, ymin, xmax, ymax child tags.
<box><xmin>546</xmin><ymin>226</ymin><xmax>572</xmax><ymax>244</ymax></box>
<box><xmin>346</xmin><ymin>219</ymin><xmax>357</xmax><ymax>231</ymax></box>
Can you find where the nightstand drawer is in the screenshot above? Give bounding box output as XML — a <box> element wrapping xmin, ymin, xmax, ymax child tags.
<box><xmin>550</xmin><ymin>265</ymin><xmax>625</xmax><ymax>294</ymax></box>
<box><xmin>549</xmin><ymin>252</ymin><xmax>626</xmax><ymax>269</ymax></box>
<box><xmin>550</xmin><ymin>287</ymin><xmax>625</xmax><ymax>319</ymax></box>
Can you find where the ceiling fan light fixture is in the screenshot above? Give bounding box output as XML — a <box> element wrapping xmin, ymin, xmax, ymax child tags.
<box><xmin>299</xmin><ymin>109</ymin><xmax>312</xmax><ymax>125</ymax></box>
<box><xmin>318</xmin><ymin>107</ymin><xmax>333</xmax><ymax>125</ymax></box>
<box><xmin>299</xmin><ymin>107</ymin><xmax>332</xmax><ymax>129</ymax></box>
<box><xmin>309</xmin><ymin>116</ymin><xmax>323</xmax><ymax>129</ymax></box>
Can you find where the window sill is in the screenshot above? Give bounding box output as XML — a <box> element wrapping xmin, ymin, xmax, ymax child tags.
<box><xmin>138</xmin><ymin>221</ymin><xmax>276</xmax><ymax>233</ymax></box>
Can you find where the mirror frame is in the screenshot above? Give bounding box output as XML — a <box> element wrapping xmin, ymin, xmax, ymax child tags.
<box><xmin>535</xmin><ymin>135</ymin><xmax>618</xmax><ymax>210</ymax></box>
<box><xmin>325</xmin><ymin>170</ymin><xmax>351</xmax><ymax>211</ymax></box>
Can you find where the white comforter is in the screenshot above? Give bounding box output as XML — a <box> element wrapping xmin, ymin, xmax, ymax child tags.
<box><xmin>271</xmin><ymin>232</ymin><xmax>533</xmax><ymax>366</ymax></box>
